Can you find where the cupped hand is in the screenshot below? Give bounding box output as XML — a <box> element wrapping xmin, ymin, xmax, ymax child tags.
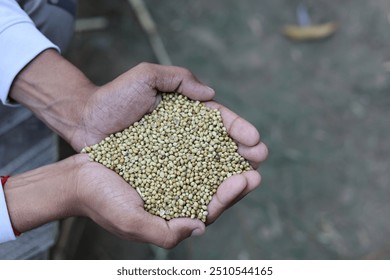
<box><xmin>8</xmin><ymin>50</ymin><xmax>267</xmax><ymax>247</ymax></box>
<box><xmin>74</xmin><ymin>153</ymin><xmax>205</xmax><ymax>249</ymax></box>
<box><xmin>70</xmin><ymin>63</ymin><xmax>215</xmax><ymax>152</ymax></box>
<box><xmin>70</xmin><ymin>62</ymin><xmax>267</xmax><ymax>245</ymax></box>
<box><xmin>203</xmin><ymin>101</ymin><xmax>268</xmax><ymax>224</ymax></box>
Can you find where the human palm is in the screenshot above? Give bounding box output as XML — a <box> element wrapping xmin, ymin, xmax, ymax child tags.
<box><xmin>8</xmin><ymin>50</ymin><xmax>267</xmax><ymax>248</ymax></box>
<box><xmin>71</xmin><ymin>63</ymin><xmax>216</xmax><ymax>151</ymax></box>
<box><xmin>71</xmin><ymin>63</ymin><xmax>267</xmax><ymax>247</ymax></box>
<box><xmin>74</xmin><ymin>154</ymin><xmax>204</xmax><ymax>248</ymax></box>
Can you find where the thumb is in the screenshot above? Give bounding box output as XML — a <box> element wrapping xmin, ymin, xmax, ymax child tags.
<box><xmin>136</xmin><ymin>213</ymin><xmax>206</xmax><ymax>249</ymax></box>
<box><xmin>136</xmin><ymin>63</ymin><xmax>215</xmax><ymax>101</ymax></box>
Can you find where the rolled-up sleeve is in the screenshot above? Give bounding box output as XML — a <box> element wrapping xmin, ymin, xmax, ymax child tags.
<box><xmin>0</xmin><ymin>0</ymin><xmax>59</xmax><ymax>105</ymax></box>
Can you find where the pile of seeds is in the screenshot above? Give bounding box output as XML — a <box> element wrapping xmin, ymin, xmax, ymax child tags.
<box><xmin>82</xmin><ymin>93</ymin><xmax>251</xmax><ymax>222</ymax></box>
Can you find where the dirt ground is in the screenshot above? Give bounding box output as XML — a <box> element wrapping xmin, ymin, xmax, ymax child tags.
<box><xmin>65</xmin><ymin>0</ymin><xmax>390</xmax><ymax>259</ymax></box>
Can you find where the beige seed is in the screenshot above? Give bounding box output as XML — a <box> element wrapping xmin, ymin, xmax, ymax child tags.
<box><xmin>82</xmin><ymin>93</ymin><xmax>251</xmax><ymax>222</ymax></box>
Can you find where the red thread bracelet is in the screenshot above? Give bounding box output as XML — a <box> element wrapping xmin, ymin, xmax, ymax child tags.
<box><xmin>1</xmin><ymin>176</ymin><xmax>22</xmax><ymax>236</ymax></box>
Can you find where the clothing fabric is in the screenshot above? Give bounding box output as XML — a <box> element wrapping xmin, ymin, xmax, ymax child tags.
<box><xmin>17</xmin><ymin>0</ymin><xmax>76</xmax><ymax>50</ymax></box>
<box><xmin>0</xmin><ymin>0</ymin><xmax>76</xmax><ymax>244</ymax></box>
<box><xmin>0</xmin><ymin>0</ymin><xmax>77</xmax><ymax>105</ymax></box>
<box><xmin>0</xmin><ymin>181</ymin><xmax>15</xmax><ymax>243</ymax></box>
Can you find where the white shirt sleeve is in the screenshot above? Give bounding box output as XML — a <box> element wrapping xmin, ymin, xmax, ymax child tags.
<box><xmin>0</xmin><ymin>0</ymin><xmax>60</xmax><ymax>105</ymax></box>
<box><xmin>0</xmin><ymin>181</ymin><xmax>16</xmax><ymax>243</ymax></box>
<box><xmin>1</xmin><ymin>0</ymin><xmax>61</xmax><ymax>243</ymax></box>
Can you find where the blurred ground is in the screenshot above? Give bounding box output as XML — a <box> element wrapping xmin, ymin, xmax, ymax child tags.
<box><xmin>65</xmin><ymin>0</ymin><xmax>390</xmax><ymax>259</ymax></box>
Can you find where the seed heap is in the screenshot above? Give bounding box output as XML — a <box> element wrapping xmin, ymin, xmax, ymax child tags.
<box><xmin>82</xmin><ymin>93</ymin><xmax>251</xmax><ymax>222</ymax></box>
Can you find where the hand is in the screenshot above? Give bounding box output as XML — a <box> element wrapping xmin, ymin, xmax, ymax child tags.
<box><xmin>5</xmin><ymin>155</ymin><xmax>204</xmax><ymax>249</ymax></box>
<box><xmin>69</xmin><ymin>62</ymin><xmax>268</xmax><ymax>225</ymax></box>
<box><xmin>203</xmin><ymin>101</ymin><xmax>268</xmax><ymax>224</ymax></box>
<box><xmin>74</xmin><ymin>111</ymin><xmax>267</xmax><ymax>246</ymax></box>
<box><xmin>74</xmin><ymin>154</ymin><xmax>206</xmax><ymax>248</ymax></box>
<box><xmin>10</xmin><ymin>50</ymin><xmax>268</xmax><ymax>246</ymax></box>
<box><xmin>69</xmin><ymin>62</ymin><xmax>215</xmax><ymax>151</ymax></box>
<box><xmin>6</xmin><ymin>136</ymin><xmax>266</xmax><ymax>249</ymax></box>
<box><xmin>10</xmin><ymin>51</ymin><xmax>215</xmax><ymax>152</ymax></box>
<box><xmin>72</xmin><ymin>102</ymin><xmax>267</xmax><ymax>247</ymax></box>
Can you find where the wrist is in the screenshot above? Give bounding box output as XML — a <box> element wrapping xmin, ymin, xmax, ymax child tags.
<box><xmin>9</xmin><ymin>49</ymin><xmax>98</xmax><ymax>151</ymax></box>
<box><xmin>3</xmin><ymin>155</ymin><xmax>84</xmax><ymax>232</ymax></box>
<box><xmin>1</xmin><ymin>176</ymin><xmax>21</xmax><ymax>236</ymax></box>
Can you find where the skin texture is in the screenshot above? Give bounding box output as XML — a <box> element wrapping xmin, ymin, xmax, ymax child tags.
<box><xmin>5</xmin><ymin>49</ymin><xmax>268</xmax><ymax>248</ymax></box>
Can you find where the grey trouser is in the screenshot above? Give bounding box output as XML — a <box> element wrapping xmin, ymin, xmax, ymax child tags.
<box><xmin>17</xmin><ymin>0</ymin><xmax>77</xmax><ymax>51</ymax></box>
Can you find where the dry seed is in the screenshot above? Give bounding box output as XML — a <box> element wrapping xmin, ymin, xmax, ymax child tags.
<box><xmin>82</xmin><ymin>93</ymin><xmax>251</xmax><ymax>222</ymax></box>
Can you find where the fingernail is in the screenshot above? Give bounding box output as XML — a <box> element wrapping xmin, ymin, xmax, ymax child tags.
<box><xmin>206</xmin><ymin>86</ymin><xmax>215</xmax><ymax>95</ymax></box>
<box><xmin>191</xmin><ymin>227</ymin><xmax>204</xmax><ymax>237</ymax></box>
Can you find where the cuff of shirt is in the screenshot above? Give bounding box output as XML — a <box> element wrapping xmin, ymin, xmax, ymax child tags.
<box><xmin>0</xmin><ymin>21</ymin><xmax>60</xmax><ymax>106</ymax></box>
<box><xmin>0</xmin><ymin>181</ymin><xmax>15</xmax><ymax>243</ymax></box>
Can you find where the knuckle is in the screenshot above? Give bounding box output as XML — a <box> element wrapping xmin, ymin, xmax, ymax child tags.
<box><xmin>179</xmin><ymin>67</ymin><xmax>193</xmax><ymax>78</ymax></box>
<box><xmin>133</xmin><ymin>62</ymin><xmax>157</xmax><ymax>85</ymax></box>
<box><xmin>160</xmin><ymin>233</ymin><xmax>179</xmax><ymax>249</ymax></box>
<box><xmin>136</xmin><ymin>62</ymin><xmax>153</xmax><ymax>70</ymax></box>
<box><xmin>135</xmin><ymin>62</ymin><xmax>156</xmax><ymax>77</ymax></box>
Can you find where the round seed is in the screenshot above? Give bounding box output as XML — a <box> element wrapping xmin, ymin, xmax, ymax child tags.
<box><xmin>82</xmin><ymin>93</ymin><xmax>251</xmax><ymax>222</ymax></box>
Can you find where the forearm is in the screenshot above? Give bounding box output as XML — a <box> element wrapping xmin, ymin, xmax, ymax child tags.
<box><xmin>9</xmin><ymin>49</ymin><xmax>98</xmax><ymax>150</ymax></box>
<box><xmin>3</xmin><ymin>156</ymin><xmax>82</xmax><ymax>233</ymax></box>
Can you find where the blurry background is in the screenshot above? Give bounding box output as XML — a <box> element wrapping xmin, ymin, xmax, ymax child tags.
<box><xmin>59</xmin><ymin>0</ymin><xmax>390</xmax><ymax>259</ymax></box>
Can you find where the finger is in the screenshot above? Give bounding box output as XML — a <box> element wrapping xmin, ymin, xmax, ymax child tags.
<box><xmin>230</xmin><ymin>170</ymin><xmax>261</xmax><ymax>205</ymax></box>
<box><xmin>204</xmin><ymin>101</ymin><xmax>260</xmax><ymax>146</ymax></box>
<box><xmin>132</xmin><ymin>213</ymin><xmax>205</xmax><ymax>249</ymax></box>
<box><xmin>137</xmin><ymin>63</ymin><xmax>215</xmax><ymax>101</ymax></box>
<box><xmin>206</xmin><ymin>170</ymin><xmax>261</xmax><ymax>225</ymax></box>
<box><xmin>206</xmin><ymin>174</ymin><xmax>247</xmax><ymax>224</ymax></box>
<box><xmin>237</xmin><ymin>142</ymin><xmax>268</xmax><ymax>169</ymax></box>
